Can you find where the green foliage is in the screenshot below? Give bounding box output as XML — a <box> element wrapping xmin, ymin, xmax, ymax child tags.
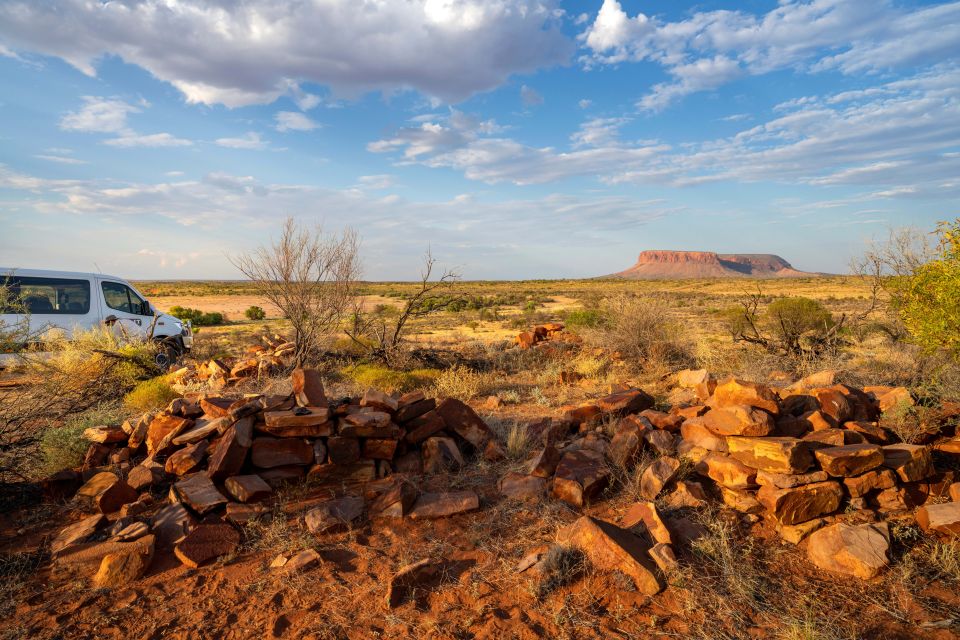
<box><xmin>40</xmin><ymin>406</ymin><xmax>125</xmax><ymax>474</ymax></box>
<box><xmin>763</xmin><ymin>297</ymin><xmax>835</xmax><ymax>351</ymax></box>
<box><xmin>339</xmin><ymin>364</ymin><xmax>440</xmax><ymax>393</ymax></box>
<box><xmin>169</xmin><ymin>305</ymin><xmax>226</xmax><ymax>326</ymax></box>
<box><xmin>243</xmin><ymin>305</ymin><xmax>266</xmax><ymax>321</ymax></box>
<box><xmin>889</xmin><ymin>219</ymin><xmax>960</xmax><ymax>358</ymax></box>
<box><xmin>563</xmin><ymin>308</ymin><xmax>606</xmax><ymax>328</ymax></box>
<box><xmin>124</xmin><ymin>376</ymin><xmax>179</xmax><ymax>413</ymax></box>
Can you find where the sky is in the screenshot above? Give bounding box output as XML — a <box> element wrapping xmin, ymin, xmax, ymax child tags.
<box><xmin>0</xmin><ymin>0</ymin><xmax>958</xmax><ymax>280</ymax></box>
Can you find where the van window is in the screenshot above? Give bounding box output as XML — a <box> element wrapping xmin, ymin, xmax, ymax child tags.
<box><xmin>1</xmin><ymin>276</ymin><xmax>91</xmax><ymax>315</ymax></box>
<box><xmin>101</xmin><ymin>281</ymin><xmax>149</xmax><ymax>315</ymax></box>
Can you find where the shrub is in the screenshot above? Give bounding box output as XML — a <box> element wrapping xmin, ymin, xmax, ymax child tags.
<box><xmin>585</xmin><ymin>295</ymin><xmax>693</xmax><ymax>371</ymax></box>
<box><xmin>764</xmin><ymin>297</ymin><xmax>835</xmax><ymax>352</ymax></box>
<box><xmin>169</xmin><ymin>306</ymin><xmax>226</xmax><ymax>326</ymax></box>
<box><xmin>339</xmin><ymin>364</ymin><xmax>440</xmax><ymax>393</ymax></box>
<box><xmin>563</xmin><ymin>308</ymin><xmax>606</xmax><ymax>329</ymax></box>
<box><xmin>40</xmin><ymin>406</ymin><xmax>125</xmax><ymax>475</ymax></box>
<box><xmin>244</xmin><ymin>305</ymin><xmax>266</xmax><ymax>321</ymax></box>
<box><xmin>124</xmin><ymin>376</ymin><xmax>179</xmax><ymax>413</ymax></box>
<box><xmin>888</xmin><ymin>219</ymin><xmax>960</xmax><ymax>359</ymax></box>
<box><xmin>432</xmin><ymin>365</ymin><xmax>489</xmax><ymax>401</ymax></box>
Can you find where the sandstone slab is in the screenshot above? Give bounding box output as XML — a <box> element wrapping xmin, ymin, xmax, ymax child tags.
<box><xmin>727</xmin><ymin>436</ymin><xmax>812</xmax><ymax>474</ymax></box>
<box><xmin>807</xmin><ymin>522</ymin><xmax>889</xmax><ymax>579</ymax></box>
<box><xmin>814</xmin><ymin>444</ymin><xmax>883</xmax><ymax>477</ymax></box>
<box><xmin>558</xmin><ymin>516</ymin><xmax>663</xmax><ymax>595</ymax></box>
<box><xmin>409</xmin><ymin>491</ymin><xmax>479</xmax><ymax>519</ymax></box>
<box><xmin>757</xmin><ymin>480</ymin><xmax>842</xmax><ymax>525</ymax></box>
<box><xmin>174</xmin><ymin>522</ymin><xmax>240</xmax><ymax>568</ymax></box>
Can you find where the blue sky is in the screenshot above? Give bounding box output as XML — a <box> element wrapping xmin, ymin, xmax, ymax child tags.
<box><xmin>1</xmin><ymin>0</ymin><xmax>958</xmax><ymax>280</ymax></box>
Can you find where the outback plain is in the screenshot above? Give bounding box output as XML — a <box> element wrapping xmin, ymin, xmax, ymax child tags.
<box><xmin>2</xmin><ymin>253</ymin><xmax>959</xmax><ymax>640</ymax></box>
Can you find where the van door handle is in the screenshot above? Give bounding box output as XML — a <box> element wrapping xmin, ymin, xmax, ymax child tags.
<box><xmin>104</xmin><ymin>315</ymin><xmax>118</xmax><ymax>326</ymax></box>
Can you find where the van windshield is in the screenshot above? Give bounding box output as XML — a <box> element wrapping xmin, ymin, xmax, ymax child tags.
<box><xmin>1</xmin><ymin>276</ymin><xmax>91</xmax><ymax>315</ymax></box>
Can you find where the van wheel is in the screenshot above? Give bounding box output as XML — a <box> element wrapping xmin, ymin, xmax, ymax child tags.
<box><xmin>154</xmin><ymin>338</ymin><xmax>183</xmax><ymax>370</ymax></box>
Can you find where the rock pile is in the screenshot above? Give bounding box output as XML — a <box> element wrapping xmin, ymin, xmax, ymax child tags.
<box><xmin>506</xmin><ymin>371</ymin><xmax>960</xmax><ymax>590</ymax></box>
<box><xmin>513</xmin><ymin>322</ymin><xmax>565</xmax><ymax>349</ymax></box>
<box><xmin>47</xmin><ymin>368</ymin><xmax>503</xmax><ymax>587</ymax></box>
<box><xmin>168</xmin><ymin>333</ymin><xmax>296</xmax><ymax>389</ymax></box>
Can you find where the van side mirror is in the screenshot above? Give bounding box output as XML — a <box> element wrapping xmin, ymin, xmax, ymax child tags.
<box><xmin>142</xmin><ymin>301</ymin><xmax>154</xmax><ymax>316</ymax></box>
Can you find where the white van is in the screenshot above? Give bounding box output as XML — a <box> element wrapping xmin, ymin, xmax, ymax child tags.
<box><xmin>1</xmin><ymin>268</ymin><xmax>192</xmax><ymax>367</ymax></box>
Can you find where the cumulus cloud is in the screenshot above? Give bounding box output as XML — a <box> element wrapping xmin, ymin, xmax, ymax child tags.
<box><xmin>580</xmin><ymin>0</ymin><xmax>960</xmax><ymax>109</ymax></box>
<box><xmin>0</xmin><ymin>0</ymin><xmax>573</xmax><ymax>107</ymax></box>
<box><xmin>60</xmin><ymin>96</ymin><xmax>138</xmax><ymax>134</ymax></box>
<box><xmin>274</xmin><ymin>111</ymin><xmax>319</xmax><ymax>132</ymax></box>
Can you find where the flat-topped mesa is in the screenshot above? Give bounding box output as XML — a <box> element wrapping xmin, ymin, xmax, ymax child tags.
<box><xmin>611</xmin><ymin>250</ymin><xmax>814</xmax><ymax>280</ymax></box>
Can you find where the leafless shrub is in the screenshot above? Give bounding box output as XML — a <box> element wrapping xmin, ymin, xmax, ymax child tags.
<box><xmin>346</xmin><ymin>250</ymin><xmax>460</xmax><ymax>366</ymax></box>
<box><xmin>231</xmin><ymin>217</ymin><xmax>361</xmax><ymax>366</ymax></box>
<box><xmin>585</xmin><ymin>294</ymin><xmax>694</xmax><ymax>373</ymax></box>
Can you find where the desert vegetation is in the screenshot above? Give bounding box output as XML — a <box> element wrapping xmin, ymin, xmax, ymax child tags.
<box><xmin>1</xmin><ymin>219</ymin><xmax>958</xmax><ymax>640</ymax></box>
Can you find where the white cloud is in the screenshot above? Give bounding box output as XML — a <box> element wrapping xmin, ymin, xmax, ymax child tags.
<box><xmin>274</xmin><ymin>111</ymin><xmax>319</xmax><ymax>132</ymax></box>
<box><xmin>580</xmin><ymin>0</ymin><xmax>960</xmax><ymax>109</ymax></box>
<box><xmin>520</xmin><ymin>85</ymin><xmax>544</xmax><ymax>107</ymax></box>
<box><xmin>59</xmin><ymin>96</ymin><xmax>192</xmax><ymax>147</ymax></box>
<box><xmin>578</xmin><ymin>99</ymin><xmax>592</xmax><ymax>109</ymax></box>
<box><xmin>215</xmin><ymin>132</ymin><xmax>268</xmax><ymax>150</ymax></box>
<box><xmin>34</xmin><ymin>154</ymin><xmax>87</xmax><ymax>165</ymax></box>
<box><xmin>60</xmin><ymin>96</ymin><xmax>138</xmax><ymax>134</ymax></box>
<box><xmin>0</xmin><ymin>0</ymin><xmax>573</xmax><ymax>107</ymax></box>
<box><xmin>370</xmin><ymin>67</ymin><xmax>960</xmax><ymax>194</ymax></box>
<box><xmin>104</xmin><ymin>133</ymin><xmax>193</xmax><ymax>148</ymax></box>
<box><xmin>356</xmin><ymin>175</ymin><xmax>396</xmax><ymax>190</ymax></box>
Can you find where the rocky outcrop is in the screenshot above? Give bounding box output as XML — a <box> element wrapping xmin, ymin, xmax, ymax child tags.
<box><xmin>611</xmin><ymin>250</ymin><xmax>814</xmax><ymax>279</ymax></box>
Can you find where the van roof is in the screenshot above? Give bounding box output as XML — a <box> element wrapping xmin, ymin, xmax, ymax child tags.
<box><xmin>0</xmin><ymin>267</ymin><xmax>126</xmax><ymax>281</ymax></box>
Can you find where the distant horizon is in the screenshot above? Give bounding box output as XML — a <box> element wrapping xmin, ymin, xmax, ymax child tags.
<box><xmin>2</xmin><ymin>0</ymin><xmax>957</xmax><ymax>280</ymax></box>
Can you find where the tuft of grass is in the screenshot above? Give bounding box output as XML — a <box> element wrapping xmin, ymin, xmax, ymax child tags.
<box><xmin>505</xmin><ymin>423</ymin><xmax>532</xmax><ymax>460</ymax></box>
<box><xmin>432</xmin><ymin>365</ymin><xmax>490</xmax><ymax>401</ymax></box>
<box><xmin>124</xmin><ymin>376</ymin><xmax>179</xmax><ymax>413</ymax></box>
<box><xmin>339</xmin><ymin>363</ymin><xmax>440</xmax><ymax>393</ymax></box>
<box><xmin>535</xmin><ymin>545</ymin><xmax>587</xmax><ymax>600</ymax></box>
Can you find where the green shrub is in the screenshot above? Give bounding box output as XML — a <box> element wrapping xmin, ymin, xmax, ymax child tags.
<box><xmin>763</xmin><ymin>297</ymin><xmax>835</xmax><ymax>352</ymax></box>
<box><xmin>563</xmin><ymin>308</ymin><xmax>606</xmax><ymax>329</ymax></box>
<box><xmin>889</xmin><ymin>219</ymin><xmax>960</xmax><ymax>359</ymax></box>
<box><xmin>339</xmin><ymin>364</ymin><xmax>440</xmax><ymax>393</ymax></box>
<box><xmin>169</xmin><ymin>305</ymin><xmax>226</xmax><ymax>326</ymax></box>
<box><xmin>244</xmin><ymin>305</ymin><xmax>266</xmax><ymax>321</ymax></box>
<box><xmin>124</xmin><ymin>376</ymin><xmax>179</xmax><ymax>413</ymax></box>
<box><xmin>40</xmin><ymin>406</ymin><xmax>125</xmax><ymax>474</ymax></box>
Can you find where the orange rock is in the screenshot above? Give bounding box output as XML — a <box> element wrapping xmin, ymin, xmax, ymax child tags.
<box><xmin>814</xmin><ymin>444</ymin><xmax>883</xmax><ymax>477</ymax></box>
<box><xmin>713</xmin><ymin>377</ymin><xmax>779</xmax><ymax>415</ymax></box>
<box><xmin>552</xmin><ymin>449</ymin><xmax>610</xmax><ymax>507</ymax></box>
<box><xmin>76</xmin><ymin>472</ymin><xmax>138</xmax><ymax>514</ymax></box>
<box><xmin>701</xmin><ymin>404</ymin><xmax>775</xmax><ymax>437</ymax></box>
<box><xmin>639</xmin><ymin>457</ymin><xmax>680</xmax><ymax>500</ymax></box>
<box><xmin>727</xmin><ymin>436</ymin><xmax>813</xmax><ymax>474</ymax></box>
<box><xmin>696</xmin><ymin>452</ymin><xmax>756</xmax><ymax>489</ymax></box>
<box><xmin>558</xmin><ymin>516</ymin><xmax>663</xmax><ymax>595</ymax></box>
<box><xmin>916</xmin><ymin>502</ymin><xmax>960</xmax><ymax>536</ymax></box>
<box><xmin>881</xmin><ymin>444</ymin><xmax>934</xmax><ymax>482</ymax></box>
<box><xmin>621</xmin><ymin>501</ymin><xmax>672</xmax><ymax>545</ymax></box>
<box><xmin>806</xmin><ymin>522</ymin><xmax>889</xmax><ymax>579</ymax></box>
<box><xmin>757</xmin><ymin>480</ymin><xmax>842</xmax><ymax>525</ymax></box>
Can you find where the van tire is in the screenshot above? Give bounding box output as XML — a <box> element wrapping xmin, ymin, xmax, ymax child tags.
<box><xmin>154</xmin><ymin>337</ymin><xmax>184</xmax><ymax>370</ymax></box>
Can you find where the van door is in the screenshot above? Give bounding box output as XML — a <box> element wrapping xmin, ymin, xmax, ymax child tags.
<box><xmin>98</xmin><ymin>279</ymin><xmax>153</xmax><ymax>340</ymax></box>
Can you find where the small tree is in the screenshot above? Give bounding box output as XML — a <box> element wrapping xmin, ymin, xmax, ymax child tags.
<box><xmin>231</xmin><ymin>217</ymin><xmax>360</xmax><ymax>366</ymax></box>
<box><xmin>888</xmin><ymin>219</ymin><xmax>960</xmax><ymax>358</ymax></box>
<box><xmin>345</xmin><ymin>250</ymin><xmax>460</xmax><ymax>366</ymax></box>
<box><xmin>726</xmin><ymin>290</ymin><xmax>843</xmax><ymax>357</ymax></box>
<box><xmin>244</xmin><ymin>305</ymin><xmax>266</xmax><ymax>321</ymax></box>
